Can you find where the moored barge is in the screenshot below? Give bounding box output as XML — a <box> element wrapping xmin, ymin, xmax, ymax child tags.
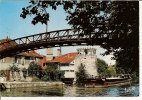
<box><xmin>84</xmin><ymin>74</ymin><xmax>132</xmax><ymax>88</ymax></box>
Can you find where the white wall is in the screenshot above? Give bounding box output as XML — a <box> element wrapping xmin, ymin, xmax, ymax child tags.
<box><xmin>0</xmin><ymin>63</ymin><xmax>29</xmax><ymax>70</ymax></box>
<box><xmin>59</xmin><ymin>53</ymin><xmax>98</xmax><ymax>81</ymax></box>
<box><xmin>59</xmin><ymin>61</ymin><xmax>75</xmax><ymax>78</ymax></box>
<box><xmin>74</xmin><ymin>54</ymin><xmax>98</xmax><ymax>81</ymax></box>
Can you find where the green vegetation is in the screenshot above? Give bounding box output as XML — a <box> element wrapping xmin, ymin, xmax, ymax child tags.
<box><xmin>97</xmin><ymin>58</ymin><xmax>109</xmax><ymax>77</ymax></box>
<box><xmin>22</xmin><ymin>68</ymin><xmax>27</xmax><ymax>79</ymax></box>
<box><xmin>75</xmin><ymin>63</ymin><xmax>88</xmax><ymax>85</ymax></box>
<box><xmin>31</xmin><ymin>77</ymin><xmax>43</xmax><ymax>82</ymax></box>
<box><xmin>131</xmin><ymin>72</ymin><xmax>139</xmax><ymax>83</ymax></box>
<box><xmin>97</xmin><ymin>58</ymin><xmax>117</xmax><ymax>78</ymax></box>
<box><xmin>27</xmin><ymin>62</ymin><xmax>42</xmax><ymax>79</ymax></box>
<box><xmin>8</xmin><ymin>63</ymin><xmax>20</xmax><ymax>72</ymax></box>
<box><xmin>41</xmin><ymin>63</ymin><xmax>64</xmax><ymax>81</ymax></box>
<box><xmin>107</xmin><ymin>66</ymin><xmax>117</xmax><ymax>77</ymax></box>
<box><xmin>8</xmin><ymin>63</ymin><xmax>20</xmax><ymax>80</ymax></box>
<box><xmin>116</xmin><ymin>66</ymin><xmax>139</xmax><ymax>83</ymax></box>
<box><xmin>45</xmin><ymin>63</ymin><xmax>58</xmax><ymax>72</ymax></box>
<box><xmin>26</xmin><ymin>62</ymin><xmax>64</xmax><ymax>81</ymax></box>
<box><xmin>0</xmin><ymin>70</ymin><xmax>6</xmax><ymax>77</ymax></box>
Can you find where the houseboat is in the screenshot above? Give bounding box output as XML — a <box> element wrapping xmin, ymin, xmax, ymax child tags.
<box><xmin>84</xmin><ymin>74</ymin><xmax>132</xmax><ymax>88</ymax></box>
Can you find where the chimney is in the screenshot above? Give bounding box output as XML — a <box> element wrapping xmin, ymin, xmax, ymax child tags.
<box><xmin>6</xmin><ymin>36</ymin><xmax>9</xmax><ymax>39</ymax></box>
<box><xmin>46</xmin><ymin>48</ymin><xmax>53</xmax><ymax>60</ymax></box>
<box><xmin>57</xmin><ymin>49</ymin><xmax>61</xmax><ymax>57</ymax></box>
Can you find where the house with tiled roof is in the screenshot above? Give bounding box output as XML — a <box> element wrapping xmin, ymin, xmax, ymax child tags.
<box><xmin>45</xmin><ymin>52</ymin><xmax>77</xmax><ymax>79</ymax></box>
<box><xmin>44</xmin><ymin>48</ymin><xmax>98</xmax><ymax>83</ymax></box>
<box><xmin>0</xmin><ymin>37</ymin><xmax>45</xmax><ymax>70</ymax></box>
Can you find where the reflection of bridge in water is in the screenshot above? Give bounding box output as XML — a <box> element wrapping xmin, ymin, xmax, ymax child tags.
<box><xmin>0</xmin><ymin>28</ymin><xmax>113</xmax><ymax>59</ymax></box>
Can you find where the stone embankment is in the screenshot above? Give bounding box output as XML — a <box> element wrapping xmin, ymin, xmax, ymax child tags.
<box><xmin>2</xmin><ymin>82</ymin><xmax>64</xmax><ymax>89</ymax></box>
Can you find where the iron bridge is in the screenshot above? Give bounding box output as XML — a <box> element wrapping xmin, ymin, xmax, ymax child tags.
<box><xmin>0</xmin><ymin>28</ymin><xmax>113</xmax><ymax>59</ymax></box>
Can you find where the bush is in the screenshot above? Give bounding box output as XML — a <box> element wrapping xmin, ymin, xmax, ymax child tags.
<box><xmin>27</xmin><ymin>62</ymin><xmax>42</xmax><ymax>78</ymax></box>
<box><xmin>0</xmin><ymin>70</ymin><xmax>6</xmax><ymax>77</ymax></box>
<box><xmin>131</xmin><ymin>71</ymin><xmax>139</xmax><ymax>83</ymax></box>
<box><xmin>31</xmin><ymin>77</ymin><xmax>43</xmax><ymax>82</ymax></box>
<box><xmin>8</xmin><ymin>63</ymin><xmax>20</xmax><ymax>72</ymax></box>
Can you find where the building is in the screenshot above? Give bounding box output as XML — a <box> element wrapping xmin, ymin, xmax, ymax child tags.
<box><xmin>0</xmin><ymin>37</ymin><xmax>46</xmax><ymax>70</ymax></box>
<box><xmin>0</xmin><ymin>37</ymin><xmax>46</xmax><ymax>82</ymax></box>
<box><xmin>44</xmin><ymin>47</ymin><xmax>98</xmax><ymax>83</ymax></box>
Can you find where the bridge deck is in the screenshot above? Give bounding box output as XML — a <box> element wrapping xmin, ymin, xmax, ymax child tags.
<box><xmin>0</xmin><ymin>29</ymin><xmax>113</xmax><ymax>59</ymax></box>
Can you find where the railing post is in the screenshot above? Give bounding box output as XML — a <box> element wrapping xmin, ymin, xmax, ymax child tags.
<box><xmin>33</xmin><ymin>36</ymin><xmax>34</xmax><ymax>42</ymax></box>
<box><xmin>48</xmin><ymin>32</ymin><xmax>50</xmax><ymax>41</ymax></box>
<box><xmin>58</xmin><ymin>32</ymin><xmax>59</xmax><ymax>41</ymax></box>
<box><xmin>78</xmin><ymin>30</ymin><xmax>80</xmax><ymax>40</ymax></box>
<box><xmin>67</xmin><ymin>30</ymin><xmax>69</xmax><ymax>40</ymax></box>
<box><xmin>40</xmin><ymin>34</ymin><xmax>42</xmax><ymax>42</ymax></box>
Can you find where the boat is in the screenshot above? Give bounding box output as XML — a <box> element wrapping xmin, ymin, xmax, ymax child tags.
<box><xmin>61</xmin><ymin>78</ymin><xmax>74</xmax><ymax>84</ymax></box>
<box><xmin>84</xmin><ymin>74</ymin><xmax>132</xmax><ymax>88</ymax></box>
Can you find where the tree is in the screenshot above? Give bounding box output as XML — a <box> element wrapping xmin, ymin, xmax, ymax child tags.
<box><xmin>97</xmin><ymin>58</ymin><xmax>110</xmax><ymax>77</ymax></box>
<box><xmin>22</xmin><ymin>68</ymin><xmax>27</xmax><ymax>79</ymax></box>
<box><xmin>42</xmin><ymin>63</ymin><xmax>64</xmax><ymax>81</ymax></box>
<box><xmin>75</xmin><ymin>63</ymin><xmax>88</xmax><ymax>85</ymax></box>
<box><xmin>100</xmin><ymin>1</ymin><xmax>139</xmax><ymax>77</ymax></box>
<box><xmin>20</xmin><ymin>1</ymin><xmax>139</xmax><ymax>78</ymax></box>
<box><xmin>107</xmin><ymin>66</ymin><xmax>117</xmax><ymax>77</ymax></box>
<box><xmin>27</xmin><ymin>62</ymin><xmax>42</xmax><ymax>79</ymax></box>
<box><xmin>45</xmin><ymin>63</ymin><xmax>58</xmax><ymax>72</ymax></box>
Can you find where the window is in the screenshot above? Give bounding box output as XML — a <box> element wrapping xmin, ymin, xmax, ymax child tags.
<box><xmin>13</xmin><ymin>56</ymin><xmax>17</xmax><ymax>63</ymax></box>
<box><xmin>70</xmin><ymin>70</ymin><xmax>74</xmax><ymax>72</ymax></box>
<box><xmin>21</xmin><ymin>57</ymin><xmax>25</xmax><ymax>65</ymax></box>
<box><xmin>61</xmin><ymin>64</ymin><xmax>69</xmax><ymax>66</ymax></box>
<box><xmin>36</xmin><ymin>58</ymin><xmax>38</xmax><ymax>63</ymax></box>
<box><xmin>70</xmin><ymin>64</ymin><xmax>74</xmax><ymax>66</ymax></box>
<box><xmin>43</xmin><ymin>63</ymin><xmax>46</xmax><ymax>66</ymax></box>
<box><xmin>30</xmin><ymin>57</ymin><xmax>36</xmax><ymax>62</ymax></box>
<box><xmin>25</xmin><ymin>56</ymin><xmax>30</xmax><ymax>60</ymax></box>
<box><xmin>17</xmin><ymin>56</ymin><xmax>21</xmax><ymax>64</ymax></box>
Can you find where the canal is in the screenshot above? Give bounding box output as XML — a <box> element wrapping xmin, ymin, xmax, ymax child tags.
<box><xmin>0</xmin><ymin>83</ymin><xmax>139</xmax><ymax>97</ymax></box>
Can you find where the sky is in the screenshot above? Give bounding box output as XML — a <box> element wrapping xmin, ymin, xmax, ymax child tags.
<box><xmin>0</xmin><ymin>0</ymin><xmax>116</xmax><ymax>65</ymax></box>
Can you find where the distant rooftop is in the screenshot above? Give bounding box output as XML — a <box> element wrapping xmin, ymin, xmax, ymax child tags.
<box><xmin>45</xmin><ymin>52</ymin><xmax>78</xmax><ymax>64</ymax></box>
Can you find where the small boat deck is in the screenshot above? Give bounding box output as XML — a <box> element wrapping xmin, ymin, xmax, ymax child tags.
<box><xmin>84</xmin><ymin>74</ymin><xmax>132</xmax><ymax>88</ymax></box>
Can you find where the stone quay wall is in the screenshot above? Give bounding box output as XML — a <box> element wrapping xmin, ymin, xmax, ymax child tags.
<box><xmin>2</xmin><ymin>82</ymin><xmax>64</xmax><ymax>89</ymax></box>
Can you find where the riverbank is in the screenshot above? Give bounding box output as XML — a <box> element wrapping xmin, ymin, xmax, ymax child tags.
<box><xmin>1</xmin><ymin>82</ymin><xmax>64</xmax><ymax>89</ymax></box>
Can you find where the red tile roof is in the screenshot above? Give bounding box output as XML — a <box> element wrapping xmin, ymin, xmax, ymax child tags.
<box><xmin>46</xmin><ymin>52</ymin><xmax>78</xmax><ymax>64</ymax></box>
<box><xmin>0</xmin><ymin>37</ymin><xmax>17</xmax><ymax>50</ymax></box>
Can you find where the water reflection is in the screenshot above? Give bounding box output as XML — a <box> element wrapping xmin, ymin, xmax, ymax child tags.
<box><xmin>0</xmin><ymin>84</ymin><xmax>139</xmax><ymax>97</ymax></box>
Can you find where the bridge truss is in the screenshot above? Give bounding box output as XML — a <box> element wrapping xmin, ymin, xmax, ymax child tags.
<box><xmin>0</xmin><ymin>28</ymin><xmax>113</xmax><ymax>59</ymax></box>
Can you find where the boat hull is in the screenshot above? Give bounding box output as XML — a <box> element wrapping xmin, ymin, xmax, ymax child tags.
<box><xmin>84</xmin><ymin>78</ymin><xmax>132</xmax><ymax>88</ymax></box>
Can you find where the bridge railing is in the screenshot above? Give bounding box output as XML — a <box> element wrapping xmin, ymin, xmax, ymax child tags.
<box><xmin>0</xmin><ymin>28</ymin><xmax>113</xmax><ymax>53</ymax></box>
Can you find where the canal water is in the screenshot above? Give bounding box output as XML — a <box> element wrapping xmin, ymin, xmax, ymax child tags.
<box><xmin>0</xmin><ymin>83</ymin><xmax>139</xmax><ymax>97</ymax></box>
